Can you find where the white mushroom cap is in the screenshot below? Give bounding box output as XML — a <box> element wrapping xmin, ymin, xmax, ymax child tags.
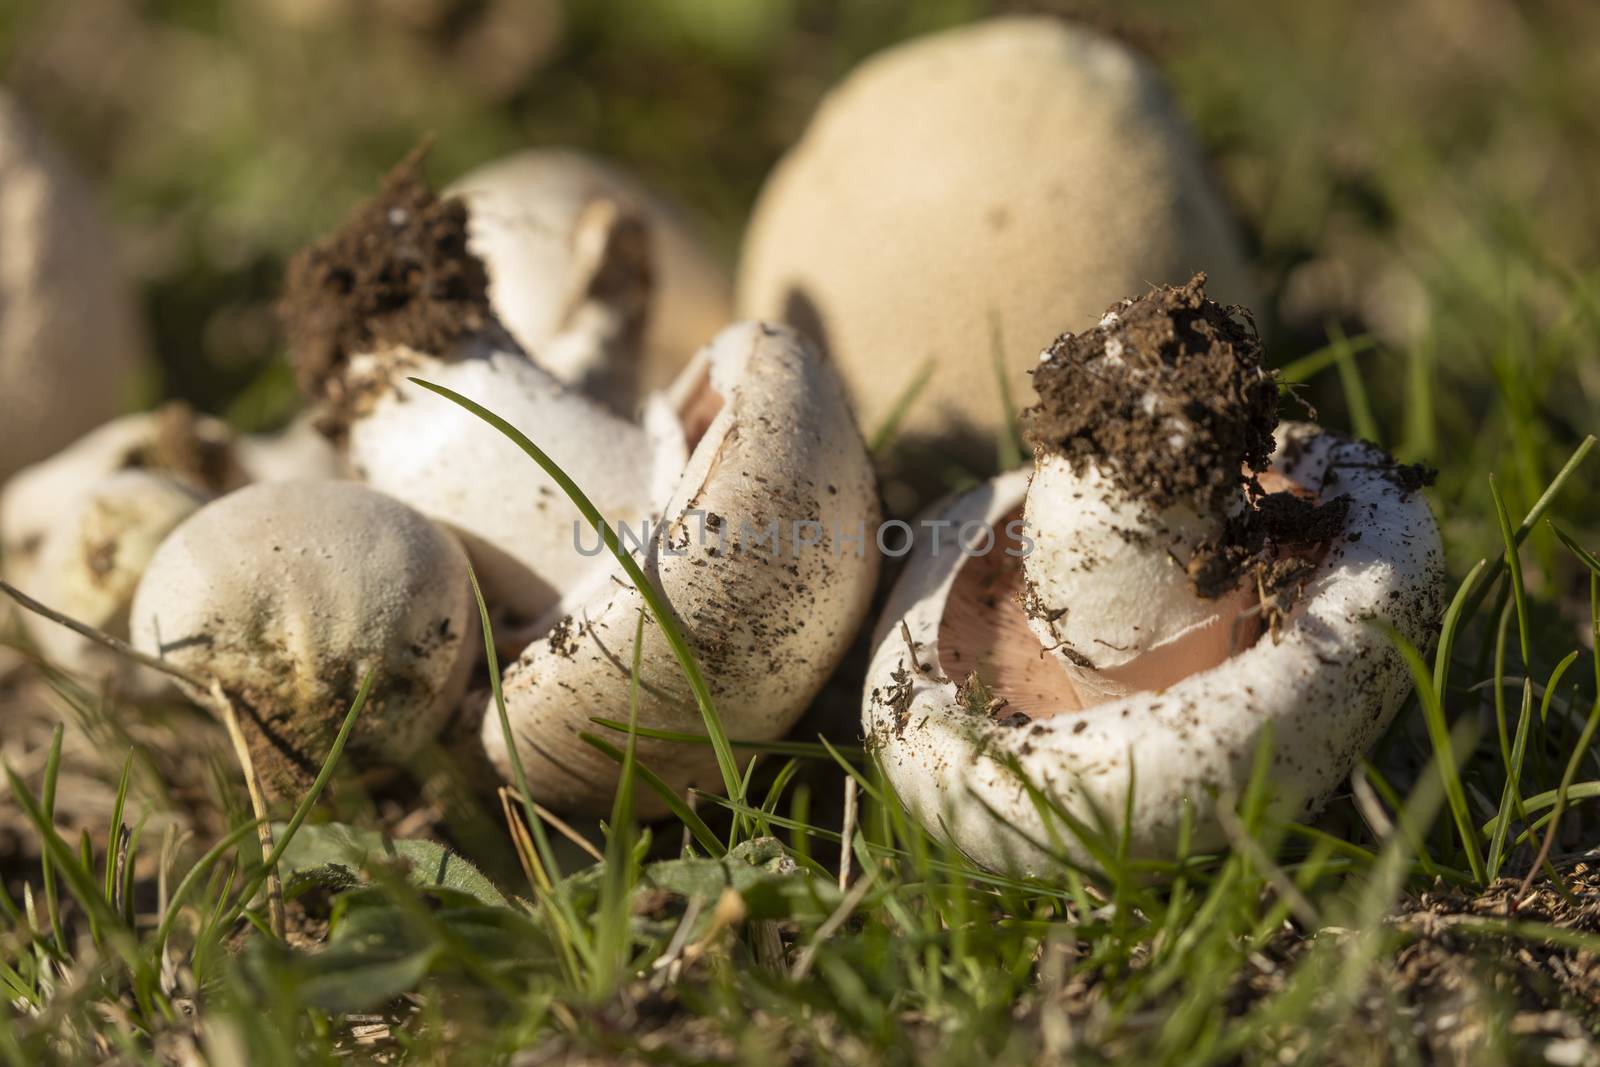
<box><xmin>236</xmin><ymin>413</ymin><xmax>347</xmax><ymax>483</ymax></box>
<box><xmin>862</xmin><ymin>426</ymin><xmax>1445</xmax><ymax>873</ymax></box>
<box><xmin>340</xmin><ymin>336</ymin><xmax>683</xmax><ymax>623</ymax></box>
<box><xmin>129</xmin><ymin>480</ymin><xmax>479</xmax><ymax>796</ymax></box>
<box><xmin>0</xmin><ymin>91</ymin><xmax>145</xmax><ymax>482</ymax></box>
<box><xmin>736</xmin><ymin>16</ymin><xmax>1256</xmax><ymax>454</ymax></box>
<box><xmin>447</xmin><ymin>148</ymin><xmax>732</xmax><ymax>400</ymax></box>
<box><xmin>483</xmin><ymin>322</ymin><xmax>880</xmax><ymax>814</ymax></box>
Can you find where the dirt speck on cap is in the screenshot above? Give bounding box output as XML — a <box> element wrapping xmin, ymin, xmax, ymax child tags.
<box><xmin>277</xmin><ymin>143</ymin><xmax>493</xmax><ymax>434</ymax></box>
<box><xmin>1023</xmin><ymin>272</ymin><xmax>1278</xmax><ymax>516</ymax></box>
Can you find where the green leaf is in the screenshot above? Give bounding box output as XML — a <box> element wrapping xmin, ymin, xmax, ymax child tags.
<box><xmin>272</xmin><ymin>823</ymin><xmax>507</xmax><ymax>908</ymax></box>
<box><xmin>245</xmin><ymin>888</ymin><xmax>556</xmax><ymax>1014</ymax></box>
<box><xmin>560</xmin><ymin>837</ymin><xmax>835</xmax><ymax>941</ymax></box>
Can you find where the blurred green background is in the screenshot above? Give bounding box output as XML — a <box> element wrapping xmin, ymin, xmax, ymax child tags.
<box><xmin>3</xmin><ymin>0</ymin><xmax>1598</xmax><ymax>569</ymax></box>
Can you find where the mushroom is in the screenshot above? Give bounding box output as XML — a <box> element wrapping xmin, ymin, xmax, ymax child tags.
<box><xmin>0</xmin><ymin>90</ymin><xmax>146</xmax><ymax>483</ymax></box>
<box><xmin>278</xmin><ymin>151</ymin><xmax>683</xmax><ymax>625</ymax></box>
<box><xmin>482</xmin><ymin>321</ymin><xmax>880</xmax><ymax>814</ymax></box>
<box><xmin>280</xmin><ymin>153</ymin><xmax>880</xmax><ymax>812</ymax></box>
<box><xmin>737</xmin><ymin>16</ymin><xmax>1257</xmax><ymax>462</ymax></box>
<box><xmin>862</xmin><ymin>277</ymin><xmax>1444</xmax><ymax>873</ymax></box>
<box><xmin>1</xmin><ymin>405</ymin><xmax>246</xmax><ymax>690</ymax></box>
<box><xmin>447</xmin><ymin>148</ymin><xmax>732</xmax><ymax>408</ymax></box>
<box><xmin>129</xmin><ymin>480</ymin><xmax>479</xmax><ymax>797</ymax></box>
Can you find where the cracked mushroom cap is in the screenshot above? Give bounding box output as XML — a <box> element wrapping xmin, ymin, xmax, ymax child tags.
<box><xmin>1</xmin><ymin>408</ymin><xmax>245</xmax><ymax>689</ymax></box>
<box><xmin>448</xmin><ymin>148</ymin><xmax>732</xmax><ymax>401</ymax></box>
<box><xmin>0</xmin><ymin>91</ymin><xmax>146</xmax><ymax>482</ymax></box>
<box><xmin>861</xmin><ymin>425</ymin><xmax>1444</xmax><ymax>873</ymax></box>
<box><xmin>129</xmin><ymin>480</ymin><xmax>479</xmax><ymax>798</ymax></box>
<box><xmin>22</xmin><ymin>470</ymin><xmax>205</xmax><ymax>690</ymax></box>
<box><xmin>736</xmin><ymin>16</ymin><xmax>1256</xmax><ymax>458</ymax></box>
<box><xmin>483</xmin><ymin>322</ymin><xmax>880</xmax><ymax>814</ymax></box>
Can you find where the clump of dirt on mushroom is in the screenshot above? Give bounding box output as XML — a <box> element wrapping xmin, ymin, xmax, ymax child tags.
<box><xmin>277</xmin><ymin>145</ymin><xmax>494</xmax><ymax>435</ymax></box>
<box><xmin>1023</xmin><ymin>271</ymin><xmax>1277</xmax><ymax>515</ymax></box>
<box><xmin>124</xmin><ymin>401</ymin><xmax>246</xmax><ymax>492</ymax></box>
<box><xmin>1022</xmin><ymin>272</ymin><xmax>1354</xmax><ymax>604</ymax></box>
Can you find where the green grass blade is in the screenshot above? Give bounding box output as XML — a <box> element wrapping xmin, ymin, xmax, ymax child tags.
<box><xmin>1329</xmin><ymin>322</ymin><xmax>1381</xmax><ymax>443</ymax></box>
<box><xmin>1433</xmin><ymin>558</ymin><xmax>1488</xmax><ymax>713</ymax></box>
<box><xmin>1541</xmin><ymin>651</ymin><xmax>1581</xmax><ymax>727</ymax></box>
<box><xmin>1489</xmin><ymin>474</ymin><xmax>1532</xmax><ymax>667</ymax></box>
<box><xmin>577</xmin><ymin>733</ymin><xmax>725</xmax><ymax>857</ymax></box>
<box><xmin>1486</xmin><ymin>679</ymin><xmax>1534</xmax><ymax>881</ymax></box>
<box><xmin>1381</xmin><ymin>623</ymin><xmax>1485</xmax><ymax>883</ymax></box>
<box><xmin>471</xmin><ymin>566</ymin><xmax>564</xmax><ymax>890</ymax></box>
<box><xmin>1457</xmin><ymin>435</ymin><xmax>1596</xmax><ymax>622</ymax></box>
<box><xmin>1277</xmin><ymin>333</ymin><xmax>1377</xmax><ymax>385</ymax></box>
<box><xmin>38</xmin><ymin>726</ymin><xmax>66</xmax><ymax>956</ymax></box>
<box><xmin>595</xmin><ymin>609</ymin><xmax>647</xmax><ymax>996</ymax></box>
<box><xmin>869</xmin><ymin>357</ymin><xmax>936</xmax><ymax>454</ymax></box>
<box><xmin>105</xmin><ymin>749</ymin><xmax>133</xmax><ymax>906</ymax></box>
<box><xmin>1550</xmin><ymin>520</ymin><xmax>1600</xmax><ymax>575</ymax></box>
<box><xmin>220</xmin><ymin>668</ymin><xmax>374</xmax><ymax>930</ymax></box>
<box><xmin>1</xmin><ymin>760</ymin><xmax>126</xmax><ymax>941</ymax></box>
<box><xmin>988</xmin><ymin>311</ymin><xmax>1022</xmax><ymax>471</ymax></box>
<box><xmin>155</xmin><ymin>817</ymin><xmax>267</xmax><ymax>950</ymax></box>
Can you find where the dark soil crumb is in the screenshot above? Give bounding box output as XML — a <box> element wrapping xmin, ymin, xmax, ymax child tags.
<box><xmin>1023</xmin><ymin>272</ymin><xmax>1278</xmax><ymax>517</ymax></box>
<box><xmin>1256</xmin><ymin>491</ymin><xmax>1352</xmax><ymax>546</ymax></box>
<box><xmin>123</xmin><ymin>401</ymin><xmax>244</xmax><ymax>492</ymax></box>
<box><xmin>1189</xmin><ymin>491</ymin><xmax>1352</xmax><ymax>607</ymax></box>
<box><xmin>547</xmin><ymin>616</ymin><xmax>579</xmax><ymax>658</ymax></box>
<box><xmin>277</xmin><ymin>143</ymin><xmax>493</xmax><ymax>435</ymax></box>
<box><xmin>1390</xmin><ymin>461</ymin><xmax>1439</xmax><ymax>494</ymax></box>
<box><xmin>878</xmin><ymin>664</ymin><xmax>914</xmax><ymax>738</ymax></box>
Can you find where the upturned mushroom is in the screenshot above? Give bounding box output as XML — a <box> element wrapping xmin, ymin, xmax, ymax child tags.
<box><xmin>862</xmin><ymin>277</ymin><xmax>1444</xmax><ymax>873</ymax></box>
<box><xmin>1</xmin><ymin>405</ymin><xmax>247</xmax><ymax>690</ymax></box>
<box><xmin>129</xmin><ymin>480</ymin><xmax>478</xmax><ymax>797</ymax></box>
<box><xmin>447</xmin><ymin>148</ymin><xmax>732</xmax><ymax>407</ymax></box>
<box><xmin>0</xmin><ymin>91</ymin><xmax>147</xmax><ymax>482</ymax></box>
<box><xmin>482</xmin><ymin>321</ymin><xmax>879</xmax><ymax>814</ymax></box>
<box><xmin>737</xmin><ymin>16</ymin><xmax>1256</xmax><ymax>461</ymax></box>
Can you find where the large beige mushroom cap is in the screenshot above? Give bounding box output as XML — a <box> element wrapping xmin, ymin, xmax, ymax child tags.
<box><xmin>483</xmin><ymin>322</ymin><xmax>880</xmax><ymax>813</ymax></box>
<box><xmin>737</xmin><ymin>16</ymin><xmax>1256</xmax><ymax>456</ymax></box>
<box><xmin>448</xmin><ymin>149</ymin><xmax>732</xmax><ymax>400</ymax></box>
<box><xmin>129</xmin><ymin>480</ymin><xmax>479</xmax><ymax>797</ymax></box>
<box><xmin>0</xmin><ymin>91</ymin><xmax>145</xmax><ymax>482</ymax></box>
